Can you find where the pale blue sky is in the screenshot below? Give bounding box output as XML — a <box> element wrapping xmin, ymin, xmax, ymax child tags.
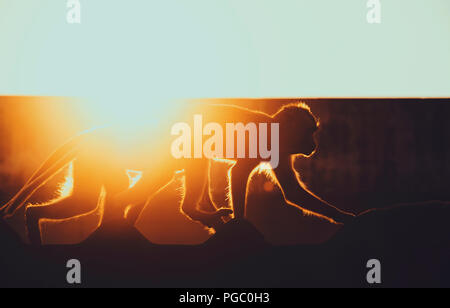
<box><xmin>0</xmin><ymin>0</ymin><xmax>449</xmax><ymax>99</ymax></box>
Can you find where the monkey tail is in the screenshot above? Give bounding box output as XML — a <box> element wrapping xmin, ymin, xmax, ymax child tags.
<box><xmin>0</xmin><ymin>132</ymin><xmax>90</xmax><ymax>219</ymax></box>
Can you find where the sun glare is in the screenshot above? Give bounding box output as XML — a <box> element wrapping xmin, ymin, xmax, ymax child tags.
<box><xmin>79</xmin><ymin>97</ymin><xmax>185</xmax><ymax>130</ymax></box>
<box><xmin>58</xmin><ymin>162</ymin><xmax>75</xmax><ymax>199</ymax></box>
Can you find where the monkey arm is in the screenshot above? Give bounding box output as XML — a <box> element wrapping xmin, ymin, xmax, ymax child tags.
<box><xmin>1</xmin><ymin>133</ymin><xmax>88</xmax><ymax>218</ymax></box>
<box><xmin>230</xmin><ymin>160</ymin><xmax>259</xmax><ymax>220</ymax></box>
<box><xmin>123</xmin><ymin>179</ymin><xmax>174</xmax><ymax>226</ymax></box>
<box><xmin>1</xmin><ymin>149</ymin><xmax>79</xmax><ymax>218</ymax></box>
<box><xmin>273</xmin><ymin>156</ymin><xmax>355</xmax><ymax>224</ymax></box>
<box><xmin>113</xmin><ymin>172</ymin><xmax>175</xmax><ymax>213</ymax></box>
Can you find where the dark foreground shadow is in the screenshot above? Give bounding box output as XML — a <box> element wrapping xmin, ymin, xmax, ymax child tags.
<box><xmin>1</xmin><ymin>201</ymin><xmax>449</xmax><ymax>288</ymax></box>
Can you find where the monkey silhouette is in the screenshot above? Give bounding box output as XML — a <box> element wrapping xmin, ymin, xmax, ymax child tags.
<box><xmin>0</xmin><ymin>103</ymin><xmax>355</xmax><ymax>245</ymax></box>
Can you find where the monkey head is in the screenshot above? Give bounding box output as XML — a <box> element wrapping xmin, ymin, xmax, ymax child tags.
<box><xmin>273</xmin><ymin>103</ymin><xmax>319</xmax><ymax>157</ymax></box>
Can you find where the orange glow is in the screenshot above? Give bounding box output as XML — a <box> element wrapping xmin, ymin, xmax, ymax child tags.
<box><xmin>124</xmin><ymin>205</ymin><xmax>133</xmax><ymax>219</ymax></box>
<box><xmin>263</xmin><ymin>181</ymin><xmax>275</xmax><ymax>193</ymax></box>
<box><xmin>58</xmin><ymin>162</ymin><xmax>75</xmax><ymax>198</ymax></box>
<box><xmin>212</xmin><ymin>157</ymin><xmax>236</xmax><ymax>165</ymax></box>
<box><xmin>255</xmin><ymin>162</ymin><xmax>273</xmax><ymax>174</ymax></box>
<box><xmin>29</xmin><ymin>162</ymin><xmax>75</xmax><ymax>208</ymax></box>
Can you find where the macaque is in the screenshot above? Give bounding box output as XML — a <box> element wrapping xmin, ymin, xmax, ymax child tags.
<box><xmin>0</xmin><ymin>103</ymin><xmax>354</xmax><ymax>245</ymax></box>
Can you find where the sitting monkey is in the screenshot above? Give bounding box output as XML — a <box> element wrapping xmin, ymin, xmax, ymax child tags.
<box><xmin>1</xmin><ymin>103</ymin><xmax>354</xmax><ymax>245</ymax></box>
